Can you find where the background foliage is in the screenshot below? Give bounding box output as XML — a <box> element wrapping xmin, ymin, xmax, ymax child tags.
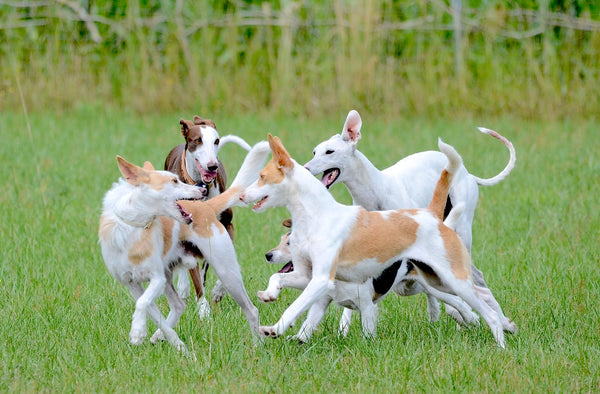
<box><xmin>1</xmin><ymin>0</ymin><xmax>599</xmax><ymax>118</ymax></box>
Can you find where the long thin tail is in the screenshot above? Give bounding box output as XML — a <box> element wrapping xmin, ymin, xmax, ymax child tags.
<box><xmin>429</xmin><ymin>139</ymin><xmax>463</xmax><ymax>220</ymax></box>
<box><xmin>219</xmin><ymin>135</ymin><xmax>252</xmax><ymax>152</ymax></box>
<box><xmin>206</xmin><ymin>141</ymin><xmax>270</xmax><ymax>213</ymax></box>
<box><xmin>471</xmin><ymin>127</ymin><xmax>516</xmax><ymax>186</ymax></box>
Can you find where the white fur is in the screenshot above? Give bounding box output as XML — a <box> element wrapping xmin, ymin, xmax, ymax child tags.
<box><xmin>100</xmin><ymin>143</ymin><xmax>270</xmax><ymax>351</ymax></box>
<box><xmin>304</xmin><ymin>110</ymin><xmax>516</xmax><ymax>331</ymax></box>
<box><xmin>176</xmin><ymin>126</ymin><xmax>251</xmax><ymax>314</ymax></box>
<box><xmin>242</xmin><ymin>137</ymin><xmax>512</xmax><ymax>348</ymax></box>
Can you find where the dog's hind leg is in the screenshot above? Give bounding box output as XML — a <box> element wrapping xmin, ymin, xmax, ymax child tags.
<box><xmin>192</xmin><ymin>232</ymin><xmax>260</xmax><ymax>339</ymax></box>
<box><xmin>474</xmin><ymin>285</ymin><xmax>517</xmax><ymax>333</ymax></box>
<box><xmin>338</xmin><ymin>308</ymin><xmax>353</xmax><ymax>337</ymax></box>
<box><xmin>150</xmin><ymin>271</ymin><xmax>187</xmax><ymax>348</ymax></box>
<box><xmin>292</xmin><ymin>295</ymin><xmax>333</xmax><ymax>343</ymax></box>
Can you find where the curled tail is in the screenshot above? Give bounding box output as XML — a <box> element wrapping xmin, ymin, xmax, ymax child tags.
<box><xmin>219</xmin><ymin>135</ymin><xmax>252</xmax><ymax>152</ymax></box>
<box><xmin>206</xmin><ymin>140</ymin><xmax>270</xmax><ymax>213</ymax></box>
<box><xmin>428</xmin><ymin>139</ymin><xmax>463</xmax><ymax>220</ymax></box>
<box><xmin>471</xmin><ymin>127</ymin><xmax>516</xmax><ymax>186</ymax></box>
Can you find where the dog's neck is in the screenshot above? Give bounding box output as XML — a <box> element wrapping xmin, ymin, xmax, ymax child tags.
<box><xmin>343</xmin><ymin>149</ymin><xmax>406</xmax><ymax>211</ymax></box>
<box><xmin>106</xmin><ymin>181</ymin><xmax>159</xmax><ymax>228</ymax></box>
<box><xmin>285</xmin><ymin>164</ymin><xmax>340</xmax><ymax>224</ymax></box>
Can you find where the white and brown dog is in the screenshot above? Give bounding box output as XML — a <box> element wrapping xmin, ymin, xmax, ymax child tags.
<box><xmin>241</xmin><ymin>134</ymin><xmax>513</xmax><ymax>348</ymax></box>
<box><xmin>304</xmin><ymin>110</ymin><xmax>517</xmax><ymax>330</ymax></box>
<box><xmin>164</xmin><ymin>116</ymin><xmax>251</xmax><ymax>317</ymax></box>
<box><xmin>261</xmin><ymin>214</ymin><xmax>472</xmax><ymax>342</ymax></box>
<box><xmin>99</xmin><ymin>142</ymin><xmax>270</xmax><ymax>351</ymax></box>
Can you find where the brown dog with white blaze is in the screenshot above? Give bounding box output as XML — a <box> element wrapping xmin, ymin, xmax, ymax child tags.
<box><xmin>164</xmin><ymin>116</ymin><xmax>251</xmax><ymax>317</ymax></box>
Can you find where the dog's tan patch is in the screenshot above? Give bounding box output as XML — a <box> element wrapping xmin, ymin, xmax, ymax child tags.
<box><xmin>428</xmin><ymin>169</ymin><xmax>450</xmax><ymax>219</ymax></box>
<box><xmin>177</xmin><ymin>199</ymin><xmax>226</xmax><ymax>239</ymax></box>
<box><xmin>159</xmin><ymin>217</ymin><xmax>174</xmax><ymax>257</ymax></box>
<box><xmin>336</xmin><ymin>209</ymin><xmax>419</xmax><ymax>267</ymax></box>
<box><xmin>439</xmin><ymin>223</ymin><xmax>471</xmax><ymax>280</ymax></box>
<box><xmin>98</xmin><ymin>214</ymin><xmax>115</xmax><ymax>242</ymax></box>
<box><xmin>148</xmin><ymin>172</ymin><xmax>176</xmax><ymax>191</ymax></box>
<box><xmin>128</xmin><ymin>227</ymin><xmax>154</xmax><ymax>265</ymax></box>
<box><xmin>258</xmin><ymin>160</ymin><xmax>285</xmax><ymax>186</ymax></box>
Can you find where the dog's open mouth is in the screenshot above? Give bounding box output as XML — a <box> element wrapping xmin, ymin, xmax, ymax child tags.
<box><xmin>196</xmin><ymin>160</ymin><xmax>217</xmax><ymax>184</ymax></box>
<box><xmin>253</xmin><ymin>195</ymin><xmax>269</xmax><ymax>211</ymax></box>
<box><xmin>278</xmin><ymin>261</ymin><xmax>294</xmax><ymax>273</ymax></box>
<box><xmin>321</xmin><ymin>168</ymin><xmax>340</xmax><ymax>189</ymax></box>
<box><xmin>176</xmin><ymin>203</ymin><xmax>193</xmax><ymax>224</ymax></box>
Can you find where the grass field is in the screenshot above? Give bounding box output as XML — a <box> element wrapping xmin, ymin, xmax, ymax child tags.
<box><xmin>1</xmin><ymin>106</ymin><xmax>598</xmax><ymax>392</ymax></box>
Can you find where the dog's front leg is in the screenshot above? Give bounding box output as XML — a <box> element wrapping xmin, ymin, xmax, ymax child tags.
<box><xmin>260</xmin><ymin>276</ymin><xmax>330</xmax><ymax>338</ymax></box>
<box><xmin>291</xmin><ymin>295</ymin><xmax>333</xmax><ymax>343</ymax></box>
<box><xmin>258</xmin><ymin>270</ymin><xmax>311</xmax><ymax>303</ymax></box>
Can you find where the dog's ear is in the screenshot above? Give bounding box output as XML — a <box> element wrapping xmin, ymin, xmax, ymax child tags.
<box><xmin>116</xmin><ymin>155</ymin><xmax>150</xmax><ymax>185</ymax></box>
<box><xmin>282</xmin><ymin>219</ymin><xmax>292</xmax><ymax>228</ymax></box>
<box><xmin>268</xmin><ymin>134</ymin><xmax>293</xmax><ymax>171</ymax></box>
<box><xmin>193</xmin><ymin>116</ymin><xmax>217</xmax><ymax>129</ymax></box>
<box><xmin>180</xmin><ymin>119</ymin><xmax>194</xmax><ymax>138</ymax></box>
<box><xmin>341</xmin><ymin>110</ymin><xmax>362</xmax><ymax>145</ymax></box>
<box><xmin>142</xmin><ymin>161</ymin><xmax>155</xmax><ymax>171</ymax></box>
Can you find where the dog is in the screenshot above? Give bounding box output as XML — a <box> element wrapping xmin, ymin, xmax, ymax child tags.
<box><xmin>241</xmin><ymin>134</ymin><xmax>512</xmax><ymax>348</ymax></box>
<box><xmin>261</xmin><ymin>214</ymin><xmax>471</xmax><ymax>342</ymax></box>
<box><xmin>164</xmin><ymin>116</ymin><xmax>252</xmax><ymax>317</ymax></box>
<box><xmin>99</xmin><ymin>142</ymin><xmax>270</xmax><ymax>351</ymax></box>
<box><xmin>304</xmin><ymin>110</ymin><xmax>517</xmax><ymax>330</ymax></box>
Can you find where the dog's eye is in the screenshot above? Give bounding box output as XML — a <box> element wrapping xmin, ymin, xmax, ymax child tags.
<box><xmin>214</xmin><ymin>138</ymin><xmax>220</xmax><ymax>145</ymax></box>
<box><xmin>172</xmin><ymin>178</ymin><xmax>178</xmax><ymax>184</ymax></box>
<box><xmin>195</xmin><ymin>138</ymin><xmax>202</xmax><ymax>144</ymax></box>
<box><xmin>312</xmin><ymin>150</ymin><xmax>315</xmax><ymax>156</ymax></box>
<box><xmin>326</xmin><ymin>150</ymin><xmax>334</xmax><ymax>155</ymax></box>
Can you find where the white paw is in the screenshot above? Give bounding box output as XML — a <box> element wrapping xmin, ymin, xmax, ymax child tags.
<box><xmin>257</xmin><ymin>290</ymin><xmax>278</xmax><ymax>303</ymax></box>
<box><xmin>173</xmin><ymin>339</ymin><xmax>188</xmax><ymax>353</ymax></box>
<box><xmin>150</xmin><ymin>329</ymin><xmax>165</xmax><ymax>344</ymax></box>
<box><xmin>503</xmin><ymin>319</ymin><xmax>518</xmax><ymax>334</ymax></box>
<box><xmin>211</xmin><ymin>280</ymin><xmax>227</xmax><ymax>303</ymax></box>
<box><xmin>129</xmin><ymin>327</ymin><xmax>147</xmax><ymax>345</ymax></box>
<box><xmin>197</xmin><ymin>297</ymin><xmax>211</xmax><ymax>320</ymax></box>
<box><xmin>260</xmin><ymin>325</ymin><xmax>280</xmax><ymax>338</ymax></box>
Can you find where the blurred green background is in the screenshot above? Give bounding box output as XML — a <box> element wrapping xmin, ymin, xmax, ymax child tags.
<box><xmin>1</xmin><ymin>0</ymin><xmax>598</xmax><ymax>119</ymax></box>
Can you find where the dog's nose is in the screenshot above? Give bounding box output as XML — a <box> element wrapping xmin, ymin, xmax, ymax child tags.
<box><xmin>265</xmin><ymin>252</ymin><xmax>273</xmax><ymax>262</ymax></box>
<box><xmin>207</xmin><ymin>162</ymin><xmax>218</xmax><ymax>172</ymax></box>
<box><xmin>239</xmin><ymin>193</ymin><xmax>245</xmax><ymax>202</ymax></box>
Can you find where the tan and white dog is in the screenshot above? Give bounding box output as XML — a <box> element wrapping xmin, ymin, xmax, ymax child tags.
<box><xmin>304</xmin><ymin>110</ymin><xmax>517</xmax><ymax>330</ymax></box>
<box><xmin>99</xmin><ymin>142</ymin><xmax>270</xmax><ymax>351</ymax></box>
<box><xmin>241</xmin><ymin>134</ymin><xmax>512</xmax><ymax>348</ymax></box>
<box><xmin>261</xmin><ymin>213</ymin><xmax>473</xmax><ymax>342</ymax></box>
<box><xmin>164</xmin><ymin>116</ymin><xmax>252</xmax><ymax>317</ymax></box>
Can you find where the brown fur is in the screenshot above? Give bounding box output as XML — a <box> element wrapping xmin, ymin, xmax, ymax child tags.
<box><xmin>128</xmin><ymin>226</ymin><xmax>155</xmax><ymax>265</ymax></box>
<box><xmin>163</xmin><ymin>117</ymin><xmax>234</xmax><ymax>301</ymax></box>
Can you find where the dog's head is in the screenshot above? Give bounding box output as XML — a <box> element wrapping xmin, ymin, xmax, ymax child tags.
<box><xmin>304</xmin><ymin>109</ymin><xmax>362</xmax><ymax>189</ymax></box>
<box><xmin>240</xmin><ymin>134</ymin><xmax>294</xmax><ymax>212</ymax></box>
<box><xmin>180</xmin><ymin>116</ymin><xmax>221</xmax><ymax>184</ymax></box>
<box><xmin>116</xmin><ymin>156</ymin><xmax>202</xmax><ymax>224</ymax></box>
<box><xmin>265</xmin><ymin>219</ymin><xmax>292</xmax><ymax>264</ymax></box>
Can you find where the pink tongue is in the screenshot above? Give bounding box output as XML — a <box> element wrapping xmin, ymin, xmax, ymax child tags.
<box><xmin>321</xmin><ymin>170</ymin><xmax>336</xmax><ymax>187</ymax></box>
<box><xmin>197</xmin><ymin>162</ymin><xmax>217</xmax><ymax>182</ymax></box>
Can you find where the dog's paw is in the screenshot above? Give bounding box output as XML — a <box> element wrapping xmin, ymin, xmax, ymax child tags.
<box><xmin>286</xmin><ymin>333</ymin><xmax>309</xmax><ymax>343</ymax></box>
<box><xmin>197</xmin><ymin>297</ymin><xmax>211</xmax><ymax>320</ymax></box>
<box><xmin>129</xmin><ymin>327</ymin><xmax>147</xmax><ymax>345</ymax></box>
<box><xmin>173</xmin><ymin>339</ymin><xmax>188</xmax><ymax>353</ymax></box>
<box><xmin>260</xmin><ymin>325</ymin><xmax>280</xmax><ymax>338</ymax></box>
<box><xmin>257</xmin><ymin>290</ymin><xmax>278</xmax><ymax>303</ymax></box>
<box><xmin>150</xmin><ymin>329</ymin><xmax>165</xmax><ymax>344</ymax></box>
<box><xmin>211</xmin><ymin>280</ymin><xmax>227</xmax><ymax>303</ymax></box>
<box><xmin>503</xmin><ymin>319</ymin><xmax>518</xmax><ymax>334</ymax></box>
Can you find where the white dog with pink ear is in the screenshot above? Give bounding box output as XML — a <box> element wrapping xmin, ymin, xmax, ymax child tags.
<box><xmin>305</xmin><ymin>110</ymin><xmax>517</xmax><ymax>331</ymax></box>
<box><xmin>241</xmin><ymin>134</ymin><xmax>513</xmax><ymax>348</ymax></box>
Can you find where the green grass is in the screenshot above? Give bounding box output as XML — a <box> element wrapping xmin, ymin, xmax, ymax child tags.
<box><xmin>1</xmin><ymin>107</ymin><xmax>598</xmax><ymax>392</ymax></box>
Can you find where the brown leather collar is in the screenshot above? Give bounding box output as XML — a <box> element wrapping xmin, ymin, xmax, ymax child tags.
<box><xmin>180</xmin><ymin>148</ymin><xmax>196</xmax><ymax>185</ymax></box>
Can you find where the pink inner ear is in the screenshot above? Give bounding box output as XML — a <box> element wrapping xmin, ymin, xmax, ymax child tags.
<box><xmin>342</xmin><ymin>110</ymin><xmax>362</xmax><ymax>143</ymax></box>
